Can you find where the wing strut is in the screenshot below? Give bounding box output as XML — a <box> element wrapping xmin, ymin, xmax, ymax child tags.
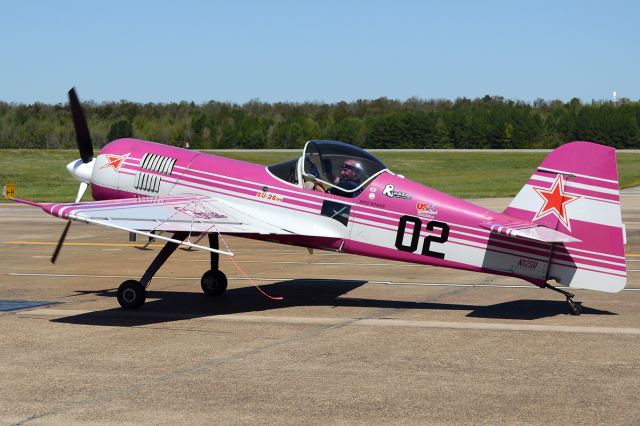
<box><xmin>79</xmin><ymin>216</ymin><xmax>233</xmax><ymax>256</ymax></box>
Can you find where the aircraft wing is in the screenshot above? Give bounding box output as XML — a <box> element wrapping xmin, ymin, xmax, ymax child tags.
<box><xmin>19</xmin><ymin>194</ymin><xmax>347</xmax><ymax>256</ymax></box>
<box><xmin>479</xmin><ymin>220</ymin><xmax>580</xmax><ymax>243</ymax></box>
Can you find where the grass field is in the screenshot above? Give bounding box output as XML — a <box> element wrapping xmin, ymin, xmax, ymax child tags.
<box><xmin>1</xmin><ymin>149</ymin><xmax>639</xmax><ymax>202</ymax></box>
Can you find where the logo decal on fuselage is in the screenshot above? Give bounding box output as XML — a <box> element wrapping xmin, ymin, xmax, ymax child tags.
<box><xmin>382</xmin><ymin>184</ymin><xmax>411</xmax><ymax>200</ymax></box>
<box><xmin>416</xmin><ymin>201</ymin><xmax>439</xmax><ymax>219</ymax></box>
<box><xmin>256</xmin><ymin>191</ymin><xmax>284</xmax><ymax>202</ymax></box>
<box><xmin>101</xmin><ymin>153</ymin><xmax>130</xmax><ymax>171</ymax></box>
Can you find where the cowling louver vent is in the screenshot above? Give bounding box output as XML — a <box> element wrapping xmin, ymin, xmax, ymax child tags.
<box><xmin>134</xmin><ymin>173</ymin><xmax>161</xmax><ymax>193</ymax></box>
<box><xmin>140</xmin><ymin>153</ymin><xmax>176</xmax><ymax>175</ymax></box>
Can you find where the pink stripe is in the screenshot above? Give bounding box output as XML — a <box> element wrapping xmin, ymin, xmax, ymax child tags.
<box><xmin>527</xmin><ymin>178</ymin><xmax>550</xmax><ymax>188</ymax></box>
<box><xmin>53</xmin><ymin>199</ymin><xmax>196</xmax><ymax>218</ymax></box>
<box><xmin>484</xmin><ymin>239</ymin><xmax>550</xmax><ymax>259</ymax></box>
<box><xmin>483</xmin><ymin>242</ymin><xmax>550</xmax><ymax>264</ymax></box>
<box><xmin>352</xmin><ymin>218</ymin><xmax>553</xmax><ymax>260</ymax></box>
<box><xmin>351</xmin><ymin>225</ymin><xmax>625</xmax><ymax>279</ymax></box>
<box><xmin>550</xmin><ymin>261</ymin><xmax>627</xmax><ymax>278</ymax></box>
<box><xmin>551</xmin><ymin>253</ymin><xmax>627</xmax><ymax>272</ymax></box>
<box><xmin>527</xmin><ymin>178</ymin><xmax>620</xmax><ymax>202</ymax></box>
<box><xmin>169</xmin><ymin>173</ymin><xmax>255</xmax><ymax>197</ymax></box>
<box><xmin>62</xmin><ymin>196</ymin><xmax>196</xmax><ymax>211</ymax></box>
<box><xmin>346</xmin><ymin>240</ymin><xmax>544</xmax><ymax>286</ymax></box>
<box><xmin>353</xmin><ymin>214</ymin><xmax>625</xmax><ymax>275</ymax></box>
<box><xmin>170</xmin><ymin>172</ymin><xmax>320</xmax><ymax>211</ymax></box>
<box><xmin>533</xmin><ymin>170</ymin><xmax>620</xmax><ymax>190</ymax></box>
<box><xmin>117</xmin><ymin>158</ymin><xmax>529</xmax><ymax>246</ymax></box>
<box><xmin>505</xmin><ymin>207</ymin><xmax>625</xmax><ymax>257</ymax></box>
<box><xmin>557</xmin><ymin>222</ymin><xmax>624</xmax><ymax>257</ymax></box>
<box><xmin>171</xmin><ymin>162</ymin><xmax>330</xmax><ymax>206</ymax></box>
<box><xmin>489</xmin><ymin>231</ymin><xmax>551</xmax><ymax>250</ymax></box>
<box><xmin>568</xmin><ymin>175</ymin><xmax>619</xmax><ymax>190</ymax></box>
<box><xmin>353</xmin><ymin>210</ymin><xmax>554</xmax><ymax>256</ymax></box>
<box><xmin>350</xmin><ymin>218</ymin><xmax>394</xmax><ymax>232</ymax></box>
<box><xmin>450</xmin><ymin>230</ymin><xmax>551</xmax><ymax>259</ymax></box>
<box><xmin>123</xmin><ymin>161</ymin><xmax>332</xmax><ymax>211</ymax></box>
<box><xmin>122</xmin><ymin>165</ymin><xmax>319</xmax><ymax>213</ymax></box>
<box><xmin>146</xmin><ymin>162</ymin><xmax>529</xmax><ymax>238</ymax></box>
<box><xmin>174</xmin><ymin>166</ymin><xmax>263</xmax><ymax>190</ymax></box>
<box><xmin>176</xmin><ymin>154</ymin><xmax>335</xmax><ymax>204</ymax></box>
<box><xmin>532</xmin><ymin>170</ymin><xmax>557</xmax><ymax>180</ymax></box>
<box><xmin>44</xmin><ymin>194</ymin><xmax>207</xmax><ymax>218</ymax></box>
<box><xmin>352</xmin><ymin>210</ymin><xmax>498</xmax><ymax>241</ymax></box>
<box><xmin>554</xmin><ymin>246</ymin><xmax>626</xmax><ymax>263</ymax></box>
<box><xmin>166</xmin><ymin>179</ymin><xmax>317</xmax><ymax>216</ymax></box>
<box><xmin>563</xmin><ymin>185</ymin><xmax>619</xmax><ymax>202</ymax></box>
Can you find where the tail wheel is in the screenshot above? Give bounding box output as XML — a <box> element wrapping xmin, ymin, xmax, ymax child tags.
<box><xmin>201</xmin><ymin>270</ymin><xmax>228</xmax><ymax>296</ymax></box>
<box><xmin>117</xmin><ymin>280</ymin><xmax>146</xmax><ymax>309</ymax></box>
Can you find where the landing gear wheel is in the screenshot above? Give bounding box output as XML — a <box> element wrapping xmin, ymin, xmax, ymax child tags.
<box><xmin>201</xmin><ymin>270</ymin><xmax>228</xmax><ymax>296</ymax></box>
<box><xmin>568</xmin><ymin>300</ymin><xmax>583</xmax><ymax>316</ymax></box>
<box><xmin>117</xmin><ymin>280</ymin><xmax>146</xmax><ymax>309</ymax></box>
<box><xmin>545</xmin><ymin>283</ymin><xmax>583</xmax><ymax>316</ymax></box>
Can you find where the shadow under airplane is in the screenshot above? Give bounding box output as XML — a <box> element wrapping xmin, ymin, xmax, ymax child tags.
<box><xmin>52</xmin><ymin>279</ymin><xmax>616</xmax><ymax>327</ymax></box>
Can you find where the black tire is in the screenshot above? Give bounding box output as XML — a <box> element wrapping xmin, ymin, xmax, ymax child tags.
<box><xmin>117</xmin><ymin>280</ymin><xmax>146</xmax><ymax>309</ymax></box>
<box><xmin>568</xmin><ymin>301</ymin><xmax>583</xmax><ymax>316</ymax></box>
<box><xmin>201</xmin><ymin>270</ymin><xmax>228</xmax><ymax>296</ymax></box>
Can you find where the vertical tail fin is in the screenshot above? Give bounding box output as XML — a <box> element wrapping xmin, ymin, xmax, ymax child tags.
<box><xmin>505</xmin><ymin>141</ymin><xmax>626</xmax><ymax>292</ymax></box>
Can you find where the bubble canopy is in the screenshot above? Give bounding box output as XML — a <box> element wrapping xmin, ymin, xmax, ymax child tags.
<box><xmin>267</xmin><ymin>140</ymin><xmax>388</xmax><ymax>195</ymax></box>
<box><xmin>302</xmin><ymin>140</ymin><xmax>387</xmax><ymax>192</ymax></box>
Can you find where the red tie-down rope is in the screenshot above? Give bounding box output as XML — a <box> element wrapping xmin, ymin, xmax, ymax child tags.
<box><xmin>216</xmin><ymin>231</ymin><xmax>284</xmax><ymax>301</ymax></box>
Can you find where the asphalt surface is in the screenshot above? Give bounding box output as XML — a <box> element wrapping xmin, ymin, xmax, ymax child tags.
<box><xmin>0</xmin><ymin>193</ymin><xmax>639</xmax><ymax>425</ymax></box>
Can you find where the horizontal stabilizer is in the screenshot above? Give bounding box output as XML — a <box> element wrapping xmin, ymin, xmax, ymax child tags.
<box><xmin>480</xmin><ymin>221</ymin><xmax>580</xmax><ymax>243</ymax></box>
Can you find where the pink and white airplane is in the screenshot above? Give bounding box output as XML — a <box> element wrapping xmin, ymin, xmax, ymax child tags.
<box><xmin>16</xmin><ymin>89</ymin><xmax>627</xmax><ymax>314</ymax></box>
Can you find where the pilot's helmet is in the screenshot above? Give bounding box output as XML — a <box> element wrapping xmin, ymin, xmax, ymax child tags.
<box><xmin>340</xmin><ymin>159</ymin><xmax>363</xmax><ymax>178</ymax></box>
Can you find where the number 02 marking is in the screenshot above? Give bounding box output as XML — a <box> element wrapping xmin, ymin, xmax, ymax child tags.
<box><xmin>395</xmin><ymin>216</ymin><xmax>450</xmax><ymax>259</ymax></box>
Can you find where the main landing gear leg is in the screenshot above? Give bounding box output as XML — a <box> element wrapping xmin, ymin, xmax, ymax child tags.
<box><xmin>544</xmin><ymin>283</ymin><xmax>583</xmax><ymax>315</ymax></box>
<box><xmin>117</xmin><ymin>231</ymin><xmax>189</xmax><ymax>309</ymax></box>
<box><xmin>200</xmin><ymin>233</ymin><xmax>228</xmax><ymax>297</ymax></box>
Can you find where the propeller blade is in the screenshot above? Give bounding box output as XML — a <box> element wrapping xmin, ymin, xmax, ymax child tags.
<box><xmin>51</xmin><ymin>220</ymin><xmax>71</xmax><ymax>264</ymax></box>
<box><xmin>52</xmin><ymin>89</ymin><xmax>93</xmax><ymax>264</ymax></box>
<box><xmin>68</xmin><ymin>88</ymin><xmax>94</xmax><ymax>163</ymax></box>
<box><xmin>75</xmin><ymin>181</ymin><xmax>88</xmax><ymax>203</ymax></box>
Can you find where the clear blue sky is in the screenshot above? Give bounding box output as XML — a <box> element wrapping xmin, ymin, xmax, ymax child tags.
<box><xmin>1</xmin><ymin>0</ymin><xmax>638</xmax><ymax>104</ymax></box>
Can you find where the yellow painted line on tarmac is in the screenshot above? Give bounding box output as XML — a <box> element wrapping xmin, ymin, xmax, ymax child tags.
<box><xmin>2</xmin><ymin>241</ymin><xmax>166</xmax><ymax>248</ymax></box>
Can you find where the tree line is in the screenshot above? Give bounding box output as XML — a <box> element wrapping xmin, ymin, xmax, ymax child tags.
<box><xmin>0</xmin><ymin>95</ymin><xmax>638</xmax><ymax>150</ymax></box>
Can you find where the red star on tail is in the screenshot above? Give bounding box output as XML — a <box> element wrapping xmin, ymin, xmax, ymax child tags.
<box><xmin>532</xmin><ymin>174</ymin><xmax>580</xmax><ymax>231</ymax></box>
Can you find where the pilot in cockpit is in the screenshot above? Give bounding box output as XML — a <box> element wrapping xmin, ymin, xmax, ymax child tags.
<box><xmin>328</xmin><ymin>159</ymin><xmax>363</xmax><ymax>197</ymax></box>
<box><xmin>334</xmin><ymin>159</ymin><xmax>362</xmax><ymax>189</ymax></box>
<box><xmin>303</xmin><ymin>158</ymin><xmax>364</xmax><ymax>197</ymax></box>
